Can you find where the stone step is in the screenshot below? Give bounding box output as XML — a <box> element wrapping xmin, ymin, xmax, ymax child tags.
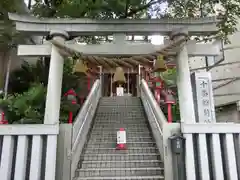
<box><xmin>95</xmin><ymin>114</ymin><xmax>145</xmax><ymax>118</ymax></box>
<box><xmin>86</xmin><ymin>142</ymin><xmax>156</xmax><ymax>148</ymax></box>
<box><xmin>94</xmin><ymin>120</ymin><xmax>146</xmax><ymax>123</ymax></box>
<box><xmin>74</xmin><ymin>97</ymin><xmax>163</xmax><ymax>180</ymax></box>
<box><xmin>76</xmin><ymin>167</ymin><xmax>164</xmax><ymax>177</ymax></box>
<box><xmin>93</xmin><ymin>122</ymin><xmax>147</xmax><ymax>125</ymax></box>
<box><xmin>81</xmin><ymin>153</ymin><xmax>160</xmax><ymax>161</ymax></box>
<box><xmin>90</xmin><ymin>131</ymin><xmax>152</xmax><ymax>137</ymax></box>
<box><xmin>84</xmin><ymin>147</ymin><xmax>158</xmax><ymax>154</ymax></box>
<box><xmin>80</xmin><ymin>160</ymin><xmax>163</xmax><ymax>169</ymax></box>
<box><xmin>94</xmin><ymin>117</ymin><xmax>146</xmax><ymax>121</ymax></box>
<box><xmin>73</xmin><ymin>175</ymin><xmax>164</xmax><ymax>180</ymax></box>
<box><xmin>88</xmin><ymin>136</ymin><xmax>153</xmax><ymax>143</ymax></box>
<box><xmin>92</xmin><ymin>124</ymin><xmax>149</xmax><ymax>129</ymax></box>
<box><xmin>91</xmin><ymin>127</ymin><xmax>149</xmax><ymax>132</ymax></box>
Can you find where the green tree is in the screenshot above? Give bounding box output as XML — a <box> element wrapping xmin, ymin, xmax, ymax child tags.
<box><xmin>32</xmin><ymin>0</ymin><xmax>166</xmax><ymax>18</ymax></box>
<box><xmin>0</xmin><ymin>59</ymin><xmax>80</xmax><ymax>124</ymax></box>
<box><xmin>0</xmin><ymin>0</ymin><xmax>28</xmax><ymax>50</ymax></box>
<box><xmin>0</xmin><ymin>0</ymin><xmax>29</xmax><ymax>89</ymax></box>
<box><xmin>168</xmin><ymin>0</ymin><xmax>240</xmax><ymax>42</ymax></box>
<box><xmin>0</xmin><ymin>83</ymin><xmax>46</xmax><ymax>124</ymax></box>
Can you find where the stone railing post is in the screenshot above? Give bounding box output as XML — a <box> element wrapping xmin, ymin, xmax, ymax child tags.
<box><xmin>44</xmin><ymin>30</ymin><xmax>69</xmax><ymax>124</ymax></box>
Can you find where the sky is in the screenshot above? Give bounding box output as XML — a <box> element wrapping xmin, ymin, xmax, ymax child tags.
<box><xmin>24</xmin><ymin>0</ymin><xmax>164</xmax><ymax>45</ymax></box>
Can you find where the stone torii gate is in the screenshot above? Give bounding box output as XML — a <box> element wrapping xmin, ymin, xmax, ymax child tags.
<box><xmin>8</xmin><ymin>13</ymin><xmax>220</xmax><ymax>126</ymax></box>
<box><xmin>6</xmin><ymin>13</ymin><xmax>227</xmax><ymax>180</ymax></box>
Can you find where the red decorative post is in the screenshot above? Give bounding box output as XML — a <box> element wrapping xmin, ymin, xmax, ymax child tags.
<box><xmin>165</xmin><ymin>91</ymin><xmax>175</xmax><ymax>123</ymax></box>
<box><xmin>152</xmin><ymin>77</ymin><xmax>164</xmax><ymax>104</ymax></box>
<box><xmin>0</xmin><ymin>112</ymin><xmax>8</xmax><ymax>124</ymax></box>
<box><xmin>64</xmin><ymin>89</ymin><xmax>77</xmax><ymax>124</ymax></box>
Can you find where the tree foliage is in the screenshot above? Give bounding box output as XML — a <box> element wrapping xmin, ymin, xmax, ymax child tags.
<box><xmin>0</xmin><ymin>59</ymin><xmax>81</xmax><ymax>124</ymax></box>
<box><xmin>0</xmin><ymin>83</ymin><xmax>46</xmax><ymax>124</ymax></box>
<box><xmin>30</xmin><ymin>0</ymin><xmax>240</xmax><ymax>41</ymax></box>
<box><xmin>0</xmin><ymin>0</ymin><xmax>27</xmax><ymax>50</ymax></box>
<box><xmin>168</xmin><ymin>0</ymin><xmax>240</xmax><ymax>42</ymax></box>
<box><xmin>32</xmin><ymin>0</ymin><xmax>166</xmax><ymax>18</ymax></box>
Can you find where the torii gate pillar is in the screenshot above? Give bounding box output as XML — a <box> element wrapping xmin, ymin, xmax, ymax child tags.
<box><xmin>171</xmin><ymin>29</ymin><xmax>196</xmax><ymax>123</ymax></box>
<box><xmin>44</xmin><ymin>30</ymin><xmax>69</xmax><ymax>124</ymax></box>
<box><xmin>171</xmin><ymin>29</ymin><xmax>197</xmax><ymax>180</ymax></box>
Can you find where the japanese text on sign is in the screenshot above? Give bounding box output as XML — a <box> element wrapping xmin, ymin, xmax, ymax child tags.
<box><xmin>199</xmin><ymin>79</ymin><xmax>212</xmax><ymax>123</ymax></box>
<box><xmin>191</xmin><ymin>72</ymin><xmax>216</xmax><ymax>123</ymax></box>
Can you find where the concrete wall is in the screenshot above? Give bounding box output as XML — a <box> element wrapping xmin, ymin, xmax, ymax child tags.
<box><xmin>187</xmin><ymin>21</ymin><xmax>240</xmax><ymax>122</ymax></box>
<box><xmin>216</xmin><ymin>103</ymin><xmax>240</xmax><ymax>123</ymax></box>
<box><xmin>189</xmin><ymin>21</ymin><xmax>240</xmax><ymax>107</ymax></box>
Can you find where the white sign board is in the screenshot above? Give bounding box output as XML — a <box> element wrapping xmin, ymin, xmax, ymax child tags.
<box><xmin>191</xmin><ymin>72</ymin><xmax>216</xmax><ymax>123</ymax></box>
<box><xmin>117</xmin><ymin>130</ymin><xmax>126</xmax><ymax>144</ymax></box>
<box><xmin>116</xmin><ymin>87</ymin><xmax>124</xmax><ymax>96</ymax></box>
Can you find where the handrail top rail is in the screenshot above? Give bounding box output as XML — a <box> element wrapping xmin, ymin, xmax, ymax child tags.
<box><xmin>182</xmin><ymin>123</ymin><xmax>240</xmax><ymax>134</ymax></box>
<box><xmin>140</xmin><ymin>79</ymin><xmax>168</xmax><ymax>129</ymax></box>
<box><xmin>71</xmin><ymin>79</ymin><xmax>101</xmax><ymax>154</ymax></box>
<box><xmin>0</xmin><ymin>124</ymin><xmax>59</xmax><ymax>135</ymax></box>
<box><xmin>71</xmin><ymin>104</ymin><xmax>93</xmax><ymax>154</ymax></box>
<box><xmin>73</xmin><ymin>79</ymin><xmax>100</xmax><ymax>128</ymax></box>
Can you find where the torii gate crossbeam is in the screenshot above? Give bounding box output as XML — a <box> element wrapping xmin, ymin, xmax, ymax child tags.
<box><xmin>8</xmin><ymin>13</ymin><xmax>219</xmax><ymax>36</ymax></box>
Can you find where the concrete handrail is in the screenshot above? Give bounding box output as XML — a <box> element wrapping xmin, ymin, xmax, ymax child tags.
<box><xmin>140</xmin><ymin>79</ymin><xmax>180</xmax><ymax>180</ymax></box>
<box><xmin>72</xmin><ymin>79</ymin><xmax>100</xmax><ymax>145</ymax></box>
<box><xmin>140</xmin><ymin>79</ymin><xmax>168</xmax><ymax>130</ymax></box>
<box><xmin>70</xmin><ymin>79</ymin><xmax>101</xmax><ymax>179</ymax></box>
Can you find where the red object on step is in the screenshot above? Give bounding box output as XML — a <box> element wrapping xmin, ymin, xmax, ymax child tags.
<box><xmin>116</xmin><ymin>128</ymin><xmax>127</xmax><ymax>150</ymax></box>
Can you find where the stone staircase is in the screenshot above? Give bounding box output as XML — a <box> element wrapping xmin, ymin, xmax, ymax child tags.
<box><xmin>73</xmin><ymin>97</ymin><xmax>164</xmax><ymax>180</ymax></box>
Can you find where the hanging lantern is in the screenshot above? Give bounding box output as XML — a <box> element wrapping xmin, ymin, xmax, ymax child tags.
<box><xmin>152</xmin><ymin>55</ymin><xmax>167</xmax><ymax>72</ymax></box>
<box><xmin>113</xmin><ymin>67</ymin><xmax>126</xmax><ymax>84</ymax></box>
<box><xmin>73</xmin><ymin>60</ymin><xmax>88</xmax><ymax>74</ymax></box>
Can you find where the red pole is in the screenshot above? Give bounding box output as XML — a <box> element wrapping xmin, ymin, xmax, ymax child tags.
<box><xmin>157</xmin><ymin>89</ymin><xmax>161</xmax><ymax>104</ymax></box>
<box><xmin>167</xmin><ymin>103</ymin><xmax>173</xmax><ymax>123</ymax></box>
<box><xmin>155</xmin><ymin>88</ymin><xmax>161</xmax><ymax>104</ymax></box>
<box><xmin>68</xmin><ymin>112</ymin><xmax>73</xmax><ymax>124</ymax></box>
<box><xmin>1</xmin><ymin>112</ymin><xmax>4</xmax><ymax>122</ymax></box>
<box><xmin>0</xmin><ymin>112</ymin><xmax>8</xmax><ymax>124</ymax></box>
